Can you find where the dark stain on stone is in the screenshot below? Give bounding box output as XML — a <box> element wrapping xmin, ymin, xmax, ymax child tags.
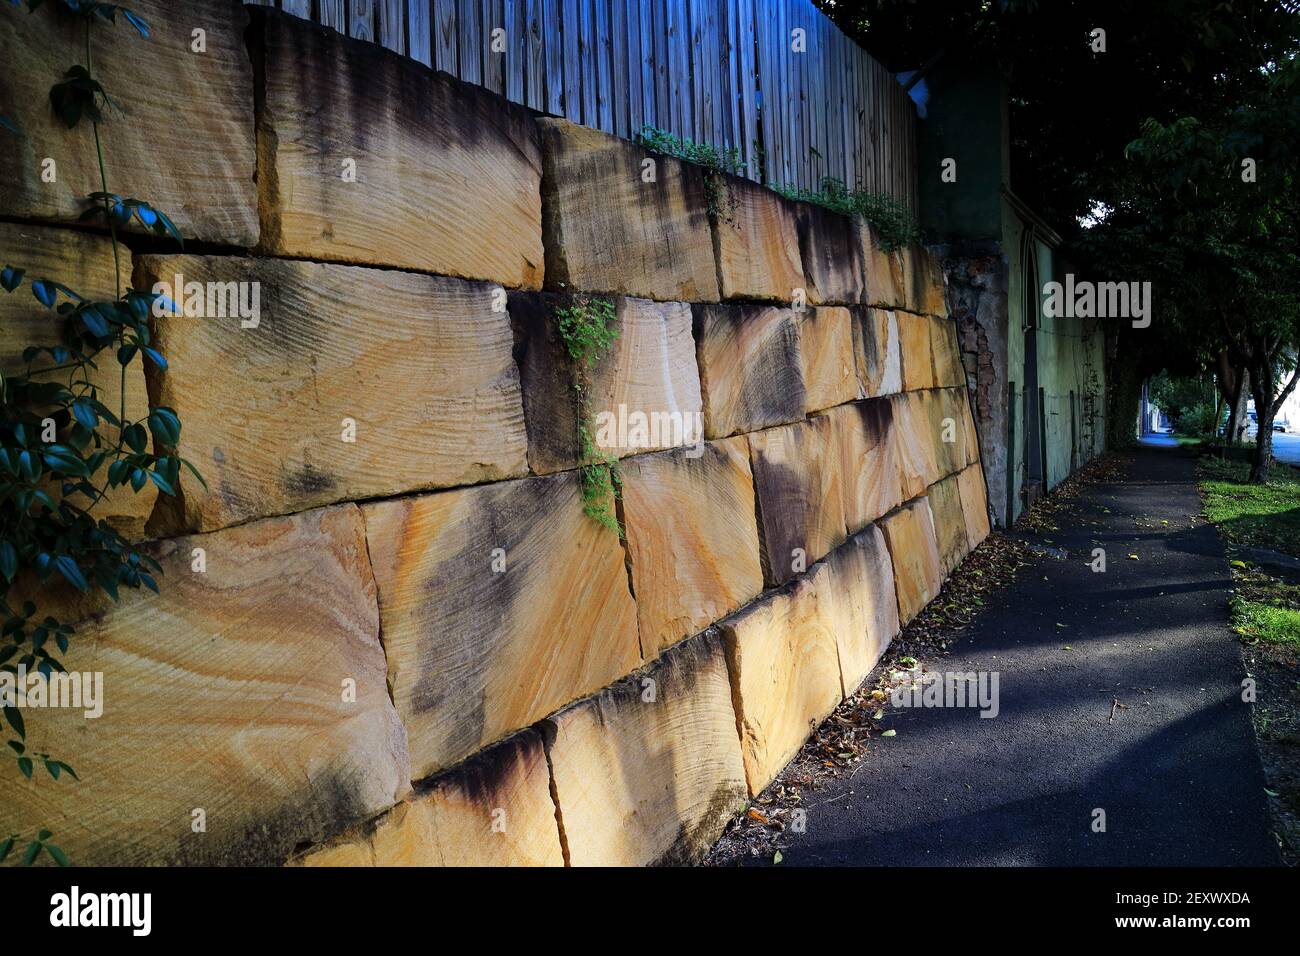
<box><xmin>407</xmin><ymin>474</ymin><xmax>553</xmax><ymax>763</ymax></box>
<box><xmin>283</xmin><ymin>461</ymin><xmax>337</xmax><ymax>497</ymax></box>
<box><xmin>854</xmin><ymin>396</ymin><xmax>894</xmax><ymax>448</ymax></box>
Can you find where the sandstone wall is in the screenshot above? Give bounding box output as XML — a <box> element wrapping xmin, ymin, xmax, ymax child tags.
<box><xmin>0</xmin><ymin>8</ymin><xmax>991</xmax><ymax>866</ymax></box>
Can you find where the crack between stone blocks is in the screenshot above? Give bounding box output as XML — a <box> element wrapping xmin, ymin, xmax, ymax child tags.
<box><xmin>536</xmin><ymin>721</ymin><xmax>572</xmax><ymax>867</ymax></box>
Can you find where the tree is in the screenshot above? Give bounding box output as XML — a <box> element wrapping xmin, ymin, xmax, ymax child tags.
<box><xmin>1104</xmin><ymin>54</ymin><xmax>1300</xmax><ymax>480</ymax></box>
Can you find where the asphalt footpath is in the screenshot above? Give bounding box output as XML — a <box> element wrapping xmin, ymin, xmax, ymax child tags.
<box><xmin>783</xmin><ymin>444</ymin><xmax>1279</xmax><ymax>866</ymax></box>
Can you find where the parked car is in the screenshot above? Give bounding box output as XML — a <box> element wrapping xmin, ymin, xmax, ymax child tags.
<box><xmin>1274</xmin><ymin>419</ymin><xmax>1288</xmax><ymax>433</ymax></box>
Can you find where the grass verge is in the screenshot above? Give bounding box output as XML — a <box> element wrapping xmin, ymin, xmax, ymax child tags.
<box><xmin>1197</xmin><ymin>455</ymin><xmax>1300</xmax><ymax>864</ymax></box>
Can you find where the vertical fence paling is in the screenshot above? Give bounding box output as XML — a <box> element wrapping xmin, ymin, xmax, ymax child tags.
<box><xmin>261</xmin><ymin>0</ymin><xmax>917</xmax><ymax>206</ymax></box>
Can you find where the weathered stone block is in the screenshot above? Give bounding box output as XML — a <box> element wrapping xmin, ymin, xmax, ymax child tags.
<box><xmin>795</xmin><ymin>203</ymin><xmax>866</xmax><ymax>304</ymax></box>
<box><xmin>928</xmin><ymin>388</ymin><xmax>969</xmax><ymax>479</ymax></box>
<box><xmin>960</xmin><ymin>387</ymin><xmax>983</xmax><ymax>466</ymax></box>
<box><xmin>799</xmin><ymin>306</ymin><xmax>858</xmax><ymax>413</ymax></box>
<box><xmin>296</xmin><ymin>730</ymin><xmax>563</xmax><ymax>867</ymax></box>
<box><xmin>748</xmin><ymin>415</ymin><xmax>847</xmax><ymax>587</ymax></box>
<box><xmin>539</xmin><ymin>119</ymin><xmax>718</xmax><ymax>301</ymax></box>
<box><xmin>543</xmin><ymin>630</ymin><xmax>747</xmax><ymax>865</ymax></box>
<box><xmin>897</xmin><ymin>310</ymin><xmax>935</xmax><ymax>391</ymax></box>
<box><xmin>139</xmin><ymin>255</ymin><xmax>528</xmax><ymax>534</ymax></box>
<box><xmin>892</xmin><ymin>391</ymin><xmax>941</xmax><ymax>499</ymax></box>
<box><xmin>720</xmin><ymin>563</ymin><xmax>844</xmax><ymax>794</ymax></box>
<box><xmin>255</xmin><ymin>9</ymin><xmax>542</xmax><ymax>287</ymax></box>
<box><xmin>957</xmin><ymin>464</ymin><xmax>992</xmax><ymax>550</ymax></box>
<box><xmin>0</xmin><ymin>224</ymin><xmax>154</xmax><ymax>536</ymax></box>
<box><xmin>852</xmin><ymin>307</ymin><xmax>903</xmax><ymax>398</ymax></box>
<box><xmin>911</xmin><ymin>246</ymin><xmax>948</xmax><ymax>317</ymax></box>
<box><xmin>881</xmin><ymin>497</ymin><xmax>944</xmax><ymax>624</ymax></box>
<box><xmin>930</xmin><ymin>315</ymin><xmax>965</xmax><ymax>388</ymax></box>
<box><xmin>829</xmin><ymin>399</ymin><xmax>904</xmax><ymax>533</ymax></box>
<box><xmin>361</xmin><ymin>471</ymin><xmax>640</xmax><ymax>779</ymax></box>
<box><xmin>927</xmin><ymin>472</ymin><xmax>969</xmax><ymax>575</ymax></box>
<box><xmin>0</xmin><ymin>0</ymin><xmax>257</xmax><ymax>245</ymax></box>
<box><xmin>693</xmin><ymin>303</ymin><xmax>805</xmax><ymax>439</ymax></box>
<box><xmin>510</xmin><ymin>293</ymin><xmax>703</xmax><ymax>472</ymax></box>
<box><xmin>621</xmin><ymin>438</ymin><xmax>764</xmax><ymax>657</ymax></box>
<box><xmin>824</xmin><ymin>525</ymin><xmax>901</xmax><ymax>695</ymax></box>
<box><xmin>0</xmin><ymin>504</ymin><xmax>411</xmax><ymax>865</ymax></box>
<box><xmin>858</xmin><ymin>220</ymin><xmax>907</xmax><ymax>308</ymax></box>
<box><xmin>712</xmin><ymin>173</ymin><xmax>804</xmax><ymax>302</ymax></box>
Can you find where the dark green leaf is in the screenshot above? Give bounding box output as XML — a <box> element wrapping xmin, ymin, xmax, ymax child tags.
<box><xmin>31</xmin><ymin>279</ymin><xmax>56</xmax><ymax>308</ymax></box>
<box><xmin>53</xmin><ymin>555</ymin><xmax>88</xmax><ymax>592</ymax></box>
<box><xmin>3</xmin><ymin>706</ymin><xmax>24</xmax><ymax>739</ymax></box>
<box><xmin>124</xmin><ymin>422</ymin><xmax>147</xmax><ymax>453</ymax></box>
<box><xmin>146</xmin><ymin>468</ymin><xmax>175</xmax><ymax>495</ymax></box>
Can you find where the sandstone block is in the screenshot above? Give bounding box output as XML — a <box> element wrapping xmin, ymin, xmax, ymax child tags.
<box><xmin>928</xmin><ymin>388</ymin><xmax>969</xmax><ymax>479</ymax></box>
<box><xmin>510</xmin><ymin>293</ymin><xmax>703</xmax><ymax>473</ymax></box>
<box><xmin>911</xmin><ymin>246</ymin><xmax>949</xmax><ymax>317</ymax></box>
<box><xmin>720</xmin><ymin>563</ymin><xmax>844</xmax><ymax>794</ymax></box>
<box><xmin>824</xmin><ymin>525</ymin><xmax>901</xmax><ymax>695</ymax></box>
<box><xmin>139</xmin><ymin>255</ymin><xmax>528</xmax><ymax>533</ymax></box>
<box><xmin>0</xmin><ymin>504</ymin><xmax>410</xmax><ymax>865</ymax></box>
<box><xmin>930</xmin><ymin>315</ymin><xmax>965</xmax><ymax>388</ymax></box>
<box><xmin>829</xmin><ymin>399</ymin><xmax>904</xmax><ymax>533</ymax></box>
<box><xmin>712</xmin><ymin>173</ymin><xmax>804</xmax><ymax>302</ymax></box>
<box><xmin>897</xmin><ymin>310</ymin><xmax>935</xmax><ymax>391</ymax></box>
<box><xmin>361</xmin><ymin>470</ymin><xmax>640</xmax><ymax>779</ymax></box>
<box><xmin>693</xmin><ymin>303</ymin><xmax>806</xmax><ymax>439</ymax></box>
<box><xmin>960</xmin><ymin>387</ymin><xmax>982</xmax><ymax>466</ymax></box>
<box><xmin>957</xmin><ymin>464</ymin><xmax>992</xmax><ymax>550</ymax></box>
<box><xmin>0</xmin><ymin>224</ymin><xmax>154</xmax><ymax>536</ymax></box>
<box><xmin>852</xmin><ymin>308</ymin><xmax>903</xmax><ymax>399</ymax></box>
<box><xmin>296</xmin><ymin>730</ymin><xmax>563</xmax><ymax>867</ymax></box>
<box><xmin>540</xmin><ymin>119</ymin><xmax>718</xmax><ymax>301</ymax></box>
<box><xmin>748</xmin><ymin>416</ymin><xmax>847</xmax><ymax>587</ymax></box>
<box><xmin>795</xmin><ymin>203</ymin><xmax>866</xmax><ymax>304</ymax></box>
<box><xmin>881</xmin><ymin>497</ymin><xmax>944</xmax><ymax>624</ymax></box>
<box><xmin>255</xmin><ymin>9</ymin><xmax>542</xmax><ymax>287</ymax></box>
<box><xmin>621</xmin><ymin>438</ymin><xmax>764</xmax><ymax>657</ymax></box>
<box><xmin>858</xmin><ymin>220</ymin><xmax>907</xmax><ymax>308</ymax></box>
<box><xmin>0</xmin><ymin>0</ymin><xmax>256</xmax><ymax>245</ymax></box>
<box><xmin>892</xmin><ymin>391</ymin><xmax>941</xmax><ymax>499</ymax></box>
<box><xmin>543</xmin><ymin>630</ymin><xmax>747</xmax><ymax>865</ymax></box>
<box><xmin>799</xmin><ymin>307</ymin><xmax>858</xmax><ymax>413</ymax></box>
<box><xmin>927</xmin><ymin>472</ymin><xmax>969</xmax><ymax>575</ymax></box>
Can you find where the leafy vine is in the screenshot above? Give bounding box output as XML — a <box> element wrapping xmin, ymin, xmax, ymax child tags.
<box><xmin>1</xmin><ymin>0</ymin><xmax>200</xmax><ymax>865</ymax></box>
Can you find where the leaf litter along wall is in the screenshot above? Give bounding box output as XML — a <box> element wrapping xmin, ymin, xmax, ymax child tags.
<box><xmin>0</xmin><ymin>6</ymin><xmax>990</xmax><ymax>866</ymax></box>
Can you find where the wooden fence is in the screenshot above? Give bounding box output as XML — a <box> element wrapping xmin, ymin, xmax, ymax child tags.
<box><xmin>247</xmin><ymin>0</ymin><xmax>919</xmax><ymax>208</ymax></box>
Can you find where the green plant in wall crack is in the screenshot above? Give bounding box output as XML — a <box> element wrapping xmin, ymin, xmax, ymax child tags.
<box><xmin>0</xmin><ymin>0</ymin><xmax>201</xmax><ymax>865</ymax></box>
<box><xmin>635</xmin><ymin>125</ymin><xmax>745</xmax><ymax>223</ymax></box>
<box><xmin>554</xmin><ymin>294</ymin><xmax>623</xmax><ymax>536</ymax></box>
<box><xmin>772</xmin><ymin>176</ymin><xmax>921</xmax><ymax>251</ymax></box>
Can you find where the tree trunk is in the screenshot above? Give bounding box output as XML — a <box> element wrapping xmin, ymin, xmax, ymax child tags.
<box><xmin>1230</xmin><ymin>367</ymin><xmax>1251</xmax><ymax>445</ymax></box>
<box><xmin>1248</xmin><ymin>363</ymin><xmax>1275</xmax><ymax>483</ymax></box>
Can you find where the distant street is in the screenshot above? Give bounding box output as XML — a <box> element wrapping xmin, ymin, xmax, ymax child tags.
<box><xmin>1271</xmin><ymin>431</ymin><xmax>1300</xmax><ymax>466</ymax></box>
<box><xmin>1244</xmin><ymin>428</ymin><xmax>1300</xmax><ymax>466</ymax></box>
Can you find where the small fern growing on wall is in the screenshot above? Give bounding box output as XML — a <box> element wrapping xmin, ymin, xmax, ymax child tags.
<box><xmin>554</xmin><ymin>295</ymin><xmax>622</xmax><ymax>536</ymax></box>
<box><xmin>635</xmin><ymin>125</ymin><xmax>746</xmax><ymax>223</ymax></box>
<box><xmin>0</xmin><ymin>0</ymin><xmax>199</xmax><ymax>866</ymax></box>
<box><xmin>771</xmin><ymin>175</ymin><xmax>921</xmax><ymax>251</ymax></box>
